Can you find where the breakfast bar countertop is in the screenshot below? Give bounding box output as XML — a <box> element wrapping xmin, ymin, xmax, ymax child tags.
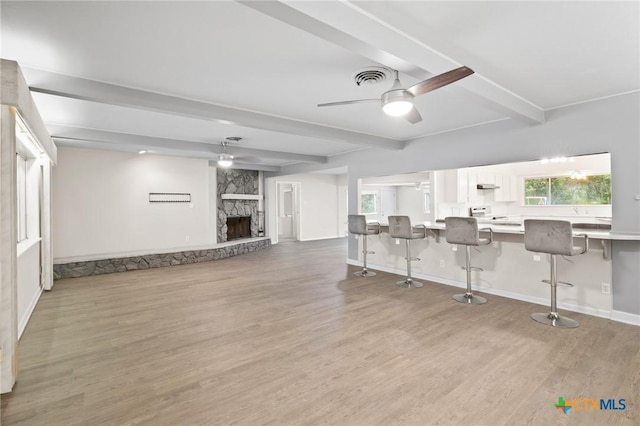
<box><xmin>376</xmin><ymin>216</ymin><xmax>640</xmax><ymax>241</ymax></box>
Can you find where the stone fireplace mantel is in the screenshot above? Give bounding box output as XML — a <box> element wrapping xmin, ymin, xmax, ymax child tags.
<box><xmin>220</xmin><ymin>194</ymin><xmax>263</xmax><ymax>200</ymax></box>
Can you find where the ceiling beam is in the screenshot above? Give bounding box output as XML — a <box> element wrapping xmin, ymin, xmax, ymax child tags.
<box><xmin>26</xmin><ymin>68</ymin><xmax>404</xmax><ymax>150</ymax></box>
<box><xmin>241</xmin><ymin>1</ymin><xmax>545</xmax><ymax>125</ymax></box>
<box><xmin>48</xmin><ymin>125</ymin><xmax>328</xmax><ymax>164</ymax></box>
<box><xmin>55</xmin><ymin>137</ymin><xmax>283</xmax><ymax>172</ymax></box>
<box><xmin>207</xmin><ymin>160</ymin><xmax>281</xmax><ymax>173</ymax></box>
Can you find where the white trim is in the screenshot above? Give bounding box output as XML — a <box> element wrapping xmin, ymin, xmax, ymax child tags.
<box><xmin>299</xmin><ymin>235</ymin><xmax>344</xmax><ymax>242</ymax></box>
<box><xmin>546</xmin><ymin>89</ymin><xmax>640</xmax><ymax>111</ymax></box>
<box><xmin>17</xmin><ymin>236</ymin><xmax>42</xmax><ymax>257</ymax></box>
<box><xmin>221</xmin><ymin>194</ymin><xmax>263</xmax><ymax>200</ymax></box>
<box><xmin>346</xmin><ymin>259</ymin><xmax>636</xmax><ymax>326</ymax></box>
<box><xmin>18</xmin><ymin>286</ymin><xmax>43</xmax><ymax>339</ymax></box>
<box><xmin>610</xmin><ymin>310</ymin><xmax>640</xmax><ymax>326</ymax></box>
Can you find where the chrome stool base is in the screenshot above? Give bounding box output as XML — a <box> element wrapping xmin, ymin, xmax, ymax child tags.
<box><xmin>354</xmin><ymin>269</ymin><xmax>377</xmax><ymax>277</ymax></box>
<box><xmin>396</xmin><ymin>279</ymin><xmax>423</xmax><ymax>288</ymax></box>
<box><xmin>453</xmin><ymin>292</ymin><xmax>487</xmax><ymax>305</ymax></box>
<box><xmin>531</xmin><ymin>312</ymin><xmax>579</xmax><ymax>328</ymax></box>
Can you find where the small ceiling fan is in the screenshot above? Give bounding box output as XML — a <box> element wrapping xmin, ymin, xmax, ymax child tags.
<box><xmin>318</xmin><ymin>66</ymin><xmax>474</xmax><ymax>124</ymax></box>
<box><xmin>216</xmin><ymin>137</ymin><xmax>262</xmax><ymax>168</ymax></box>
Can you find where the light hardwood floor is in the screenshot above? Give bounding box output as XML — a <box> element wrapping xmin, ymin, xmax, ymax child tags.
<box><xmin>2</xmin><ymin>238</ymin><xmax>639</xmax><ymax>425</ymax></box>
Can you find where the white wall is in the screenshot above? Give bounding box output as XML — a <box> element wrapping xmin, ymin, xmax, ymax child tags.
<box><xmin>53</xmin><ymin>147</ymin><xmax>212</xmax><ymax>261</ymax></box>
<box><xmin>266</xmin><ymin>173</ymin><xmax>345</xmax><ymax>243</ymax></box>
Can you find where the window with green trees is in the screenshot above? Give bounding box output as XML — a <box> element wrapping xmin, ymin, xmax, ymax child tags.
<box><xmin>361</xmin><ymin>192</ymin><xmax>377</xmax><ymax>214</ymax></box>
<box><xmin>524</xmin><ymin>174</ymin><xmax>611</xmax><ymax>205</ymax></box>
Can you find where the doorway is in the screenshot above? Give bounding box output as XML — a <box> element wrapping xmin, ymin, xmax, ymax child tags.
<box><xmin>277</xmin><ymin>182</ymin><xmax>300</xmax><ymax>241</ymax></box>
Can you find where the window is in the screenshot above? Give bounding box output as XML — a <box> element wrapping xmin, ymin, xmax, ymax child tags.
<box><xmin>17</xmin><ymin>153</ymin><xmax>27</xmax><ymax>242</ymax></box>
<box><xmin>361</xmin><ymin>192</ymin><xmax>378</xmax><ymax>214</ymax></box>
<box><xmin>524</xmin><ymin>174</ymin><xmax>611</xmax><ymax>206</ymax></box>
<box><xmin>424</xmin><ymin>192</ymin><xmax>431</xmax><ymax>213</ymax></box>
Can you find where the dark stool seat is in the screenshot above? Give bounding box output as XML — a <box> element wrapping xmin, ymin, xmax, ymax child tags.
<box><xmin>445</xmin><ymin>217</ymin><xmax>492</xmax><ymax>305</ymax></box>
<box><xmin>348</xmin><ymin>215</ymin><xmax>381</xmax><ymax>277</ymax></box>
<box><xmin>524</xmin><ymin>219</ymin><xmax>588</xmax><ymax>328</ymax></box>
<box><xmin>388</xmin><ymin>216</ymin><xmax>427</xmax><ymax>288</ymax></box>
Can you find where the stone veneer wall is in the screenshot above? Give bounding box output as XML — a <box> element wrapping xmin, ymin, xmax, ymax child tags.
<box><xmin>53</xmin><ymin>238</ymin><xmax>271</xmax><ymax>279</ymax></box>
<box><xmin>217</xmin><ymin>169</ymin><xmax>260</xmax><ymax>243</ymax></box>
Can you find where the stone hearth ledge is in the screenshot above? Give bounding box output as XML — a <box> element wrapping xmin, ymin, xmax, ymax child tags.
<box><xmin>53</xmin><ymin>237</ymin><xmax>271</xmax><ymax>279</ymax></box>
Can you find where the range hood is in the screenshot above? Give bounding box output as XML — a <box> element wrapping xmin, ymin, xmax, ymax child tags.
<box><xmin>476</xmin><ymin>183</ymin><xmax>500</xmax><ymax>190</ymax></box>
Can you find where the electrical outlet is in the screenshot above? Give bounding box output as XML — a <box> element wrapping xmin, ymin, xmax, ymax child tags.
<box><xmin>533</xmin><ymin>254</ymin><xmax>541</xmax><ymax>261</ymax></box>
<box><xmin>185</xmin><ymin>235</ymin><xmax>190</xmax><ymax>242</ymax></box>
<box><xmin>439</xmin><ymin>260</ymin><xmax>445</xmax><ymax>268</ymax></box>
<box><xmin>601</xmin><ymin>282</ymin><xmax>611</xmax><ymax>294</ymax></box>
<box><xmin>452</xmin><ymin>245</ymin><xmax>457</xmax><ymax>252</ymax></box>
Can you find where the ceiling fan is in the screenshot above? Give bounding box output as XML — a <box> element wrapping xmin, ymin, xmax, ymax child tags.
<box><xmin>216</xmin><ymin>137</ymin><xmax>262</xmax><ymax>168</ymax></box>
<box><xmin>318</xmin><ymin>66</ymin><xmax>474</xmax><ymax>124</ymax></box>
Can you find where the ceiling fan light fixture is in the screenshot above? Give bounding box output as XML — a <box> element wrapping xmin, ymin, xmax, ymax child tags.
<box><xmin>381</xmin><ymin>89</ymin><xmax>414</xmax><ymax>117</ymax></box>
<box><xmin>217</xmin><ymin>153</ymin><xmax>233</xmax><ymax>168</ymax></box>
<box><xmin>382</xmin><ymin>99</ymin><xmax>414</xmax><ymax>116</ymax></box>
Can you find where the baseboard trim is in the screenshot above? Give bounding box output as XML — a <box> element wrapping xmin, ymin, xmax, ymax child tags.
<box><xmin>611</xmin><ymin>310</ymin><xmax>640</xmax><ymax>326</ymax></box>
<box><xmin>347</xmin><ymin>259</ymin><xmax>636</xmax><ymax>326</ymax></box>
<box><xmin>19</xmin><ymin>286</ymin><xmax>43</xmax><ymax>339</ymax></box>
<box><xmin>299</xmin><ymin>236</ymin><xmax>346</xmax><ymax>242</ymax></box>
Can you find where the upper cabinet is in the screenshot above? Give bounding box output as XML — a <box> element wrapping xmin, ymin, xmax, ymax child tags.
<box><xmin>494</xmin><ymin>175</ymin><xmax>517</xmax><ymax>202</ymax></box>
<box><xmin>442</xmin><ymin>169</ymin><xmax>470</xmax><ymax>204</ymax></box>
<box><xmin>443</xmin><ymin>169</ymin><xmax>517</xmax><ymax>204</ymax></box>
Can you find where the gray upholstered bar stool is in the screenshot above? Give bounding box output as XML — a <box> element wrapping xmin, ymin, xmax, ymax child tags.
<box><xmin>444</xmin><ymin>217</ymin><xmax>493</xmax><ymax>305</ymax></box>
<box><xmin>388</xmin><ymin>216</ymin><xmax>427</xmax><ymax>288</ymax></box>
<box><xmin>524</xmin><ymin>219</ymin><xmax>588</xmax><ymax>328</ymax></box>
<box><xmin>348</xmin><ymin>215</ymin><xmax>381</xmax><ymax>277</ymax></box>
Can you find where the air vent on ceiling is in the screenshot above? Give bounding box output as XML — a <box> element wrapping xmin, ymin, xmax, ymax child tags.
<box><xmin>352</xmin><ymin>67</ymin><xmax>390</xmax><ymax>86</ymax></box>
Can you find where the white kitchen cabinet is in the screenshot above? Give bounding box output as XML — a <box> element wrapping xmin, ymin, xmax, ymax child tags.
<box><xmin>495</xmin><ymin>174</ymin><xmax>517</xmax><ymax>202</ymax></box>
<box><xmin>442</xmin><ymin>169</ymin><xmax>468</xmax><ymax>203</ymax></box>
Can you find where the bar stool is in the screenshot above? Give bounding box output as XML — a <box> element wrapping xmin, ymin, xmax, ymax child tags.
<box><xmin>524</xmin><ymin>219</ymin><xmax>588</xmax><ymax>328</ymax></box>
<box><xmin>348</xmin><ymin>215</ymin><xmax>381</xmax><ymax>277</ymax></box>
<box><xmin>388</xmin><ymin>216</ymin><xmax>427</xmax><ymax>288</ymax></box>
<box><xmin>445</xmin><ymin>217</ymin><xmax>493</xmax><ymax>305</ymax></box>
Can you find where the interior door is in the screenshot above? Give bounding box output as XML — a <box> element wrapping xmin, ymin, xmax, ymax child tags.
<box><xmin>278</xmin><ymin>183</ymin><xmax>294</xmax><ymax>239</ymax></box>
<box><xmin>380</xmin><ymin>188</ymin><xmax>397</xmax><ymax>224</ymax></box>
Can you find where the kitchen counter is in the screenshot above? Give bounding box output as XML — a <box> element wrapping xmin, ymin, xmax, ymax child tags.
<box><xmin>390</xmin><ymin>216</ymin><xmax>639</xmax><ymax>241</ymax></box>
<box><xmin>357</xmin><ymin>215</ymin><xmax>624</xmax><ymax>322</ymax></box>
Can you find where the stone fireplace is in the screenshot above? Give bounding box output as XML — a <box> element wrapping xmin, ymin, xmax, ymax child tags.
<box><xmin>217</xmin><ymin>169</ymin><xmax>261</xmax><ymax>243</ymax></box>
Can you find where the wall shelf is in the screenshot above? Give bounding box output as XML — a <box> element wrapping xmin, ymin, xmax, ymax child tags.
<box><xmin>221</xmin><ymin>194</ymin><xmax>263</xmax><ymax>201</ymax></box>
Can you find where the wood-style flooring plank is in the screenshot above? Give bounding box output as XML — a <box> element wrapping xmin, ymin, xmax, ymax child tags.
<box><xmin>1</xmin><ymin>238</ymin><xmax>639</xmax><ymax>425</ymax></box>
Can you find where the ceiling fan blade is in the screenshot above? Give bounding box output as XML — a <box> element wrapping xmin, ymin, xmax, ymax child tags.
<box><xmin>317</xmin><ymin>98</ymin><xmax>380</xmax><ymax>107</ymax></box>
<box><xmin>404</xmin><ymin>108</ymin><xmax>423</xmax><ymax>124</ymax></box>
<box><xmin>407</xmin><ymin>66</ymin><xmax>474</xmax><ymax>97</ymax></box>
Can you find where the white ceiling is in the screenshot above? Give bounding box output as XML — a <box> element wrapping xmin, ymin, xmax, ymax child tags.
<box><xmin>2</xmin><ymin>1</ymin><xmax>638</xmax><ymax>172</ymax></box>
